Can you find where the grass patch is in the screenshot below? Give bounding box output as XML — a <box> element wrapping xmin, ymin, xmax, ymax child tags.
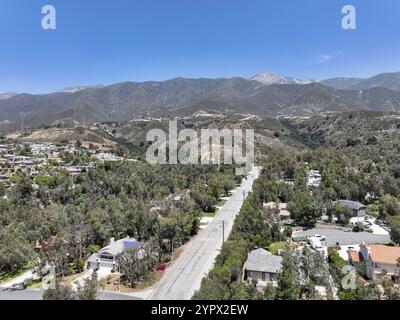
<box><xmin>268</xmin><ymin>241</ymin><xmax>289</xmax><ymax>255</ymax></box>
<box><xmin>217</xmin><ymin>199</ymin><xmax>228</xmax><ymax>207</ymax></box>
<box><xmin>201</xmin><ymin>211</ymin><xmax>217</xmax><ymax>218</ymax></box>
<box><xmin>28</xmin><ymin>278</ymin><xmax>43</xmax><ymax>289</ymax></box>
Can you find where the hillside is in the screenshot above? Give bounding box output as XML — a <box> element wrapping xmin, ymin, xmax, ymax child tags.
<box><xmin>323</xmin><ymin>71</ymin><xmax>400</xmax><ymax>91</ymax></box>
<box><xmin>7</xmin><ymin>127</ymin><xmax>117</xmax><ymax>148</ymax></box>
<box><xmin>281</xmin><ymin>111</ymin><xmax>400</xmax><ymax>148</ymax></box>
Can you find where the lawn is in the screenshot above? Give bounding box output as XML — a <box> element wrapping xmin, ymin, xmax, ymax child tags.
<box><xmin>201</xmin><ymin>211</ymin><xmax>217</xmax><ymax>218</ymax></box>
<box><xmin>268</xmin><ymin>241</ymin><xmax>289</xmax><ymax>255</ymax></box>
<box><xmin>217</xmin><ymin>199</ymin><xmax>228</xmax><ymax>207</ymax></box>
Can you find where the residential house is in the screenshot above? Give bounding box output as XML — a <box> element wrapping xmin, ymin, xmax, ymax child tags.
<box><xmin>358</xmin><ymin>243</ymin><xmax>400</xmax><ymax>281</ymax></box>
<box><xmin>348</xmin><ymin>250</ymin><xmax>364</xmax><ymax>270</ymax></box>
<box><xmin>263</xmin><ymin>202</ymin><xmax>291</xmax><ymax>220</ymax></box>
<box><xmin>335</xmin><ymin>200</ymin><xmax>367</xmax><ymax>217</ymax></box>
<box><xmin>307</xmin><ymin>170</ymin><xmax>322</xmax><ymax>188</ymax></box>
<box><xmin>244</xmin><ymin>248</ymin><xmax>282</xmax><ymax>289</ymax></box>
<box><xmin>66</xmin><ymin>166</ymin><xmax>84</xmax><ymax>175</ymax></box>
<box><xmin>94</xmin><ymin>153</ymin><xmax>124</xmax><ymax>162</ymax></box>
<box><xmin>88</xmin><ymin>237</ymin><xmax>142</xmax><ymax>271</ymax></box>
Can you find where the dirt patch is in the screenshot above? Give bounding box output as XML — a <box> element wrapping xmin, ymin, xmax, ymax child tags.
<box><xmin>15</xmin><ymin>128</ymin><xmax>116</xmax><ymax>147</ymax></box>
<box><xmin>101</xmin><ymin>271</ymin><xmax>164</xmax><ymax>293</ymax></box>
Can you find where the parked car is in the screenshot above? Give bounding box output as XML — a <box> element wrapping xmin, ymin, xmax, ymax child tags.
<box><xmin>156</xmin><ymin>264</ymin><xmax>167</xmax><ymax>271</ymax></box>
<box><xmin>356</xmin><ymin>221</ymin><xmax>372</xmax><ymax>229</ymax></box>
<box><xmin>23</xmin><ymin>278</ymin><xmax>33</xmax><ymax>287</ymax></box>
<box><xmin>313</xmin><ymin>234</ymin><xmax>326</xmax><ymax>241</ymax></box>
<box><xmin>309</xmin><ymin>237</ymin><xmax>326</xmax><ymax>256</ymax></box>
<box><xmin>11</xmin><ymin>282</ymin><xmax>26</xmax><ymax>290</ymax></box>
<box><xmin>362</xmin><ymin>221</ymin><xmax>372</xmax><ymax>228</ymax></box>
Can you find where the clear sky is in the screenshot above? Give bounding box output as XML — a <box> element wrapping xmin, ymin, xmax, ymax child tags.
<box><xmin>0</xmin><ymin>0</ymin><xmax>399</xmax><ymax>93</ymax></box>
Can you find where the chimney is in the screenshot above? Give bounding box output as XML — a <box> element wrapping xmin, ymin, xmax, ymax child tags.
<box><xmin>360</xmin><ymin>242</ymin><xmax>370</xmax><ymax>261</ymax></box>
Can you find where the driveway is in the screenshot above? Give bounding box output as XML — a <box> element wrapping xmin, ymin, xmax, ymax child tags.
<box><xmin>350</xmin><ymin>217</ymin><xmax>389</xmax><ymax>236</ymax></box>
<box><xmin>72</xmin><ymin>267</ymin><xmax>113</xmax><ymax>289</ymax></box>
<box><xmin>293</xmin><ymin>227</ymin><xmax>391</xmax><ymax>247</ymax></box>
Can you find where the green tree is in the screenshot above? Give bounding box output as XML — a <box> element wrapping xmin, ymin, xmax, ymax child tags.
<box><xmin>117</xmin><ymin>244</ymin><xmax>157</xmax><ymax>288</ymax></box>
<box><xmin>288</xmin><ymin>192</ymin><xmax>321</xmax><ymax>226</ymax></box>
<box><xmin>276</xmin><ymin>250</ymin><xmax>301</xmax><ymax>300</ymax></box>
<box><xmin>76</xmin><ymin>272</ymin><xmax>99</xmax><ymax>300</ymax></box>
<box><xmin>379</xmin><ymin>195</ymin><xmax>400</xmax><ymax>219</ymax></box>
<box><xmin>43</xmin><ymin>282</ymin><xmax>76</xmax><ymax>300</ymax></box>
<box><xmin>388</xmin><ymin>217</ymin><xmax>400</xmax><ymax>245</ymax></box>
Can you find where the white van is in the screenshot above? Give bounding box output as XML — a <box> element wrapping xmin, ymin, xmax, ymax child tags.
<box><xmin>309</xmin><ymin>237</ymin><xmax>326</xmax><ymax>256</ymax></box>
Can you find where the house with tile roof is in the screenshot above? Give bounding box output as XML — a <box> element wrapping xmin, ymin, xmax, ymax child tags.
<box><xmin>358</xmin><ymin>243</ymin><xmax>400</xmax><ymax>281</ymax></box>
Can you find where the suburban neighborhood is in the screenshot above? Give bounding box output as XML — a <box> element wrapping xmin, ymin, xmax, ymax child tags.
<box><xmin>2</xmin><ymin>1</ymin><xmax>400</xmax><ymax>311</ymax></box>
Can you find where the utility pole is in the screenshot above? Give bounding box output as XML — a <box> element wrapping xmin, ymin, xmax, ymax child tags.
<box><xmin>222</xmin><ymin>220</ymin><xmax>225</xmax><ymax>244</ymax></box>
<box><xmin>118</xmin><ymin>263</ymin><xmax>120</xmax><ymax>293</ymax></box>
<box><xmin>171</xmin><ymin>241</ymin><xmax>174</xmax><ymax>263</ymax></box>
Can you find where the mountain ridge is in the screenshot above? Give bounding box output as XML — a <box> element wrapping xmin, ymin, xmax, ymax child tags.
<box><xmin>1</xmin><ymin>74</ymin><xmax>400</xmax><ymax>132</ymax></box>
<box><xmin>322</xmin><ymin>71</ymin><xmax>400</xmax><ymax>91</ymax></box>
<box><xmin>250</xmin><ymin>71</ymin><xmax>320</xmax><ymax>85</ymax></box>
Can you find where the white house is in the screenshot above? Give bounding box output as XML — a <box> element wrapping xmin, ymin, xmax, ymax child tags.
<box><xmin>358</xmin><ymin>243</ymin><xmax>400</xmax><ymax>281</ymax></box>
<box><xmin>307</xmin><ymin>170</ymin><xmax>322</xmax><ymax>188</ymax></box>
<box><xmin>87</xmin><ymin>237</ymin><xmax>142</xmax><ymax>271</ymax></box>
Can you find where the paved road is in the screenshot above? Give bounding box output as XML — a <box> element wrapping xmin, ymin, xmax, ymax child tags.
<box><xmin>148</xmin><ymin>166</ymin><xmax>261</xmax><ymax>300</ymax></box>
<box><xmin>293</xmin><ymin>228</ymin><xmax>391</xmax><ymax>247</ymax></box>
<box><xmin>0</xmin><ymin>287</ymin><xmax>42</xmax><ymax>300</ymax></box>
<box><xmin>0</xmin><ymin>287</ymin><xmax>140</xmax><ymax>300</ymax></box>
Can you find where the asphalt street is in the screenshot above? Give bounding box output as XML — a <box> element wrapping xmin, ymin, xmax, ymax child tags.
<box><xmin>148</xmin><ymin>166</ymin><xmax>261</xmax><ymax>300</ymax></box>
<box><xmin>0</xmin><ymin>287</ymin><xmax>140</xmax><ymax>300</ymax></box>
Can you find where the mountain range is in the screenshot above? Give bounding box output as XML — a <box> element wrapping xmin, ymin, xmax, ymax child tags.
<box><xmin>252</xmin><ymin>70</ymin><xmax>400</xmax><ymax>91</ymax></box>
<box><xmin>1</xmin><ymin>71</ymin><xmax>400</xmax><ymax>132</ymax></box>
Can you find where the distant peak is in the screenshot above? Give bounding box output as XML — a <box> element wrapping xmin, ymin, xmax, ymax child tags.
<box><xmin>250</xmin><ymin>71</ymin><xmax>320</xmax><ymax>86</ymax></box>
<box><xmin>58</xmin><ymin>85</ymin><xmax>104</xmax><ymax>93</ymax></box>
<box><xmin>0</xmin><ymin>92</ymin><xmax>18</xmax><ymax>100</ymax></box>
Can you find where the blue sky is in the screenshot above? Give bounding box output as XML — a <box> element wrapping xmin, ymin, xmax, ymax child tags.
<box><xmin>0</xmin><ymin>0</ymin><xmax>399</xmax><ymax>93</ymax></box>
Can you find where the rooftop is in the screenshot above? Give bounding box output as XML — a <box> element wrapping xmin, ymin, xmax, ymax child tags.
<box><xmin>335</xmin><ymin>200</ymin><xmax>366</xmax><ymax>210</ymax></box>
<box><xmin>99</xmin><ymin>237</ymin><xmax>142</xmax><ymax>257</ymax></box>
<box><xmin>369</xmin><ymin>245</ymin><xmax>400</xmax><ymax>265</ymax></box>
<box><xmin>246</xmin><ymin>248</ymin><xmax>283</xmax><ymax>274</ymax></box>
<box><xmin>349</xmin><ymin>251</ymin><xmax>364</xmax><ymax>263</ymax></box>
